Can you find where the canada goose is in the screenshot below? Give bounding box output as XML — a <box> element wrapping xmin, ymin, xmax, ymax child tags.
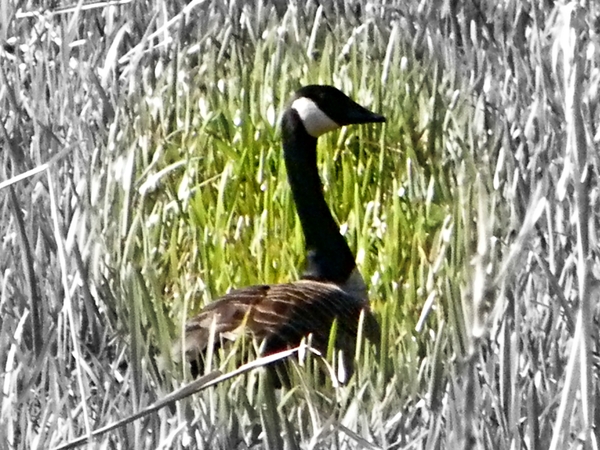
<box><xmin>184</xmin><ymin>85</ymin><xmax>385</xmax><ymax>383</ymax></box>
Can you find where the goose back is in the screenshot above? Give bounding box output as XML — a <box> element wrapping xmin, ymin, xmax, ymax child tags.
<box><xmin>184</xmin><ymin>280</ymin><xmax>380</xmax><ymax>379</ymax></box>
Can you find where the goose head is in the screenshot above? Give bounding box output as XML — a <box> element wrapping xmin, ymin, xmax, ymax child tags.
<box><xmin>286</xmin><ymin>85</ymin><xmax>386</xmax><ymax>138</ymax></box>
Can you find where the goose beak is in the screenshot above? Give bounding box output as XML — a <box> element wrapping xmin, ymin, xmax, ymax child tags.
<box><xmin>344</xmin><ymin>103</ymin><xmax>386</xmax><ymax>126</ymax></box>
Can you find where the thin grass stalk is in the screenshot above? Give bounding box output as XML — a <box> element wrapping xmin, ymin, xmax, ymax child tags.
<box><xmin>427</xmin><ymin>320</ymin><xmax>445</xmax><ymax>414</ymax></box>
<box><xmin>550</xmin><ymin>4</ymin><xmax>593</xmax><ymax>447</ymax></box>
<box><xmin>53</xmin><ymin>346</ymin><xmax>307</xmax><ymax>450</ymax></box>
<box><xmin>549</xmin><ymin>316</ymin><xmax>582</xmax><ymax>450</ymax></box>
<box><xmin>15</xmin><ymin>0</ymin><xmax>134</xmax><ymax>19</ymax></box>
<box><xmin>258</xmin><ymin>370</ymin><xmax>284</xmax><ymax>450</ymax></box>
<box><xmin>126</xmin><ymin>264</ymin><xmax>143</xmax><ymax>410</ymax></box>
<box><xmin>565</xmin><ymin>28</ymin><xmax>593</xmax><ymax>445</ymax></box>
<box><xmin>0</xmin><ymin>163</ymin><xmax>49</xmax><ymax>190</ymax></box>
<box><xmin>8</xmin><ymin>185</ymin><xmax>42</xmax><ymax>356</ymax></box>
<box><xmin>47</xmin><ymin>168</ymin><xmax>92</xmax><ymax>437</ymax></box>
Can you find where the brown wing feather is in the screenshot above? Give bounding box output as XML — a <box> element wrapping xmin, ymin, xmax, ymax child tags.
<box><xmin>184</xmin><ymin>280</ymin><xmax>379</xmax><ymax>375</ymax></box>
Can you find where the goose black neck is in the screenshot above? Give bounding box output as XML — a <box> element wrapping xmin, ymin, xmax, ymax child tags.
<box><xmin>281</xmin><ymin>109</ymin><xmax>356</xmax><ymax>285</ymax></box>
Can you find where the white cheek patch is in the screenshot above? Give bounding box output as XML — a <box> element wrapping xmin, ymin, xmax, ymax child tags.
<box><xmin>291</xmin><ymin>97</ymin><xmax>340</xmax><ymax>137</ymax></box>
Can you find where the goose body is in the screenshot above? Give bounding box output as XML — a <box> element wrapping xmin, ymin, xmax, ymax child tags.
<box><xmin>184</xmin><ymin>85</ymin><xmax>385</xmax><ymax>381</ymax></box>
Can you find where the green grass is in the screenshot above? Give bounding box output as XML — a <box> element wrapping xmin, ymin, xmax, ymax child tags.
<box><xmin>1</xmin><ymin>0</ymin><xmax>599</xmax><ymax>448</ymax></box>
